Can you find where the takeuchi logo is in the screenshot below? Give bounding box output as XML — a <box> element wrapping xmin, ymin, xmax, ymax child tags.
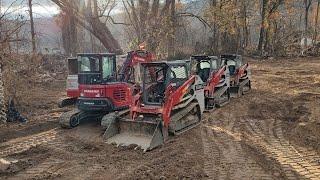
<box><xmin>84</xmin><ymin>89</ymin><xmax>100</xmax><ymax>93</ymax></box>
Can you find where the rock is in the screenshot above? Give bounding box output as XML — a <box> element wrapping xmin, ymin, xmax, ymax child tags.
<box><xmin>0</xmin><ymin>158</ymin><xmax>11</xmax><ymax>171</ymax></box>
<box><xmin>273</xmin><ymin>172</ymin><xmax>280</xmax><ymax>177</ymax></box>
<box><xmin>298</xmin><ymin>122</ymin><xmax>306</xmax><ymax>126</ymax></box>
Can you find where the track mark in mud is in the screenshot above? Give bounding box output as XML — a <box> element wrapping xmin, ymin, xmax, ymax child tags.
<box><xmin>201</xmin><ymin>126</ymin><xmax>221</xmax><ymax>179</ymax></box>
<box><xmin>9</xmin><ymin>158</ymin><xmax>68</xmax><ymax>180</ymax></box>
<box><xmin>0</xmin><ymin>128</ymin><xmax>60</xmax><ymax>157</ymax></box>
<box><xmin>201</xmin><ymin>122</ymin><xmax>273</xmax><ymax>180</ymax></box>
<box><xmin>244</xmin><ymin>118</ymin><xmax>320</xmax><ymax>180</ymax></box>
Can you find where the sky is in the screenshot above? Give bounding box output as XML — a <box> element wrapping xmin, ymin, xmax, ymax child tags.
<box><xmin>1</xmin><ymin>0</ymin><xmax>199</xmax><ymax>19</ymax></box>
<box><xmin>1</xmin><ymin>0</ymin><xmax>61</xmax><ymax>18</ymax></box>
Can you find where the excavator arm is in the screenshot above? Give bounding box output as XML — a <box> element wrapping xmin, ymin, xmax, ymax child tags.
<box><xmin>119</xmin><ymin>50</ymin><xmax>154</xmax><ymax>82</ymax></box>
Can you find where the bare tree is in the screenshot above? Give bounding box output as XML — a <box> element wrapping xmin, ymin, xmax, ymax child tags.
<box><xmin>28</xmin><ymin>0</ymin><xmax>36</xmax><ymax>54</ymax></box>
<box><xmin>257</xmin><ymin>0</ymin><xmax>284</xmax><ymax>56</ymax></box>
<box><xmin>0</xmin><ymin>64</ymin><xmax>6</xmax><ymax>123</ymax></box>
<box><xmin>304</xmin><ymin>0</ymin><xmax>313</xmax><ymax>47</ymax></box>
<box><xmin>314</xmin><ymin>0</ymin><xmax>320</xmax><ymax>43</ymax></box>
<box><xmin>52</xmin><ymin>0</ymin><xmax>123</xmax><ymax>54</ymax></box>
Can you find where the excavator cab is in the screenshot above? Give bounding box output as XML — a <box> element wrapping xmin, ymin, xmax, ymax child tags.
<box><xmin>59</xmin><ymin>51</ymin><xmax>156</xmax><ymax>129</ymax></box>
<box><xmin>78</xmin><ymin>53</ymin><xmax>117</xmax><ymax>85</ymax></box>
<box><xmin>77</xmin><ymin>53</ymin><xmax>132</xmax><ymax>112</ymax></box>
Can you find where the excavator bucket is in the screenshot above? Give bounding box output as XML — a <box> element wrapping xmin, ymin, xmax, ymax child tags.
<box><xmin>103</xmin><ymin>117</ymin><xmax>164</xmax><ymax>152</ymax></box>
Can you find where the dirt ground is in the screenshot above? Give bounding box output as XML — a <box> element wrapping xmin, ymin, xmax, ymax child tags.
<box><xmin>0</xmin><ymin>57</ymin><xmax>320</xmax><ymax>180</ymax></box>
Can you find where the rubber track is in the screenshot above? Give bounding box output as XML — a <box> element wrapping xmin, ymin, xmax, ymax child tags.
<box><xmin>201</xmin><ymin>119</ymin><xmax>273</xmax><ymax>179</ymax></box>
<box><xmin>0</xmin><ymin>128</ymin><xmax>60</xmax><ymax>158</ymax></box>
<box><xmin>244</xmin><ymin>118</ymin><xmax>320</xmax><ymax>180</ymax></box>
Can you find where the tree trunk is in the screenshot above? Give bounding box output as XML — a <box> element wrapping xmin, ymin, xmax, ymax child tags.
<box><xmin>0</xmin><ymin>64</ymin><xmax>7</xmax><ymax>123</ymax></box>
<box><xmin>314</xmin><ymin>0</ymin><xmax>320</xmax><ymax>43</ymax></box>
<box><xmin>88</xmin><ymin>18</ymin><xmax>122</xmax><ymax>54</ymax></box>
<box><xmin>28</xmin><ymin>0</ymin><xmax>36</xmax><ymax>54</ymax></box>
<box><xmin>242</xmin><ymin>1</ymin><xmax>249</xmax><ymax>48</ymax></box>
<box><xmin>52</xmin><ymin>0</ymin><xmax>123</xmax><ymax>54</ymax></box>
<box><xmin>304</xmin><ymin>0</ymin><xmax>312</xmax><ymax>47</ymax></box>
<box><xmin>167</xmin><ymin>0</ymin><xmax>175</xmax><ymax>58</ymax></box>
<box><xmin>258</xmin><ymin>0</ymin><xmax>268</xmax><ymax>55</ymax></box>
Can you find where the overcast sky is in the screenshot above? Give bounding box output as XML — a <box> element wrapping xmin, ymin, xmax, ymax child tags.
<box><xmin>1</xmin><ymin>0</ymin><xmax>61</xmax><ymax>18</ymax></box>
<box><xmin>1</xmin><ymin>0</ymin><xmax>198</xmax><ymax>19</ymax></box>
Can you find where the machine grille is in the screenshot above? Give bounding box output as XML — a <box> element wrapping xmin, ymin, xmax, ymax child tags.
<box><xmin>113</xmin><ymin>88</ymin><xmax>126</xmax><ymax>101</ymax></box>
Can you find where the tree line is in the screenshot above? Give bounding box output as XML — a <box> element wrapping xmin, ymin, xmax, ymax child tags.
<box><xmin>1</xmin><ymin>0</ymin><xmax>320</xmax><ymax>58</ymax></box>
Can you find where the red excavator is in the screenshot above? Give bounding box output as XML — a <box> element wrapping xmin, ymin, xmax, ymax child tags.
<box><xmin>59</xmin><ymin>50</ymin><xmax>154</xmax><ymax>128</ymax></box>
<box><xmin>58</xmin><ymin>57</ymin><xmax>79</xmax><ymax>107</ymax></box>
<box><xmin>103</xmin><ymin>60</ymin><xmax>205</xmax><ymax>151</ymax></box>
<box><xmin>190</xmin><ymin>55</ymin><xmax>230</xmax><ymax>110</ymax></box>
<box><xmin>220</xmin><ymin>54</ymin><xmax>251</xmax><ymax>97</ymax></box>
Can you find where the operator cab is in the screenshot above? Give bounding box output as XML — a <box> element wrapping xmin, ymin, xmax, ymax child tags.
<box><xmin>141</xmin><ymin>61</ymin><xmax>189</xmax><ymax>105</ymax></box>
<box><xmin>77</xmin><ymin>53</ymin><xmax>131</xmax><ymax>112</ymax></box>
<box><xmin>220</xmin><ymin>54</ymin><xmax>242</xmax><ymax>76</ymax></box>
<box><xmin>190</xmin><ymin>55</ymin><xmax>220</xmax><ymax>83</ymax></box>
<box><xmin>78</xmin><ymin>53</ymin><xmax>117</xmax><ymax>85</ymax></box>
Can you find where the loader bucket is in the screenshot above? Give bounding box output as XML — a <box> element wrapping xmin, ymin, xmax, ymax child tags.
<box><xmin>230</xmin><ymin>86</ymin><xmax>241</xmax><ymax>98</ymax></box>
<box><xmin>103</xmin><ymin>118</ymin><xmax>164</xmax><ymax>152</ymax></box>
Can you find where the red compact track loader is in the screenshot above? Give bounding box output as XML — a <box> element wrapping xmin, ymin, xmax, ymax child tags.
<box><xmin>58</xmin><ymin>57</ymin><xmax>80</xmax><ymax>107</ymax></box>
<box><xmin>103</xmin><ymin>60</ymin><xmax>205</xmax><ymax>151</ymax></box>
<box><xmin>59</xmin><ymin>50</ymin><xmax>154</xmax><ymax>128</ymax></box>
<box><xmin>220</xmin><ymin>54</ymin><xmax>251</xmax><ymax>97</ymax></box>
<box><xmin>190</xmin><ymin>55</ymin><xmax>230</xmax><ymax>110</ymax></box>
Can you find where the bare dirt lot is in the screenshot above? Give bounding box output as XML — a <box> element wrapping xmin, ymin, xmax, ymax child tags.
<box><xmin>0</xmin><ymin>57</ymin><xmax>320</xmax><ymax>180</ymax></box>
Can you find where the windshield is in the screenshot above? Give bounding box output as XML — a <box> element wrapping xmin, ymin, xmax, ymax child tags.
<box><xmin>142</xmin><ymin>64</ymin><xmax>167</xmax><ymax>105</ymax></box>
<box><xmin>102</xmin><ymin>56</ymin><xmax>116</xmax><ymax>81</ymax></box>
<box><xmin>170</xmin><ymin>65</ymin><xmax>187</xmax><ymax>79</ymax></box>
<box><xmin>211</xmin><ymin>60</ymin><xmax>218</xmax><ymax>69</ymax></box>
<box><xmin>200</xmin><ymin>61</ymin><xmax>210</xmax><ymax>69</ymax></box>
<box><xmin>226</xmin><ymin>60</ymin><xmax>237</xmax><ymax>66</ymax></box>
<box><xmin>78</xmin><ymin>55</ymin><xmax>100</xmax><ymax>72</ymax></box>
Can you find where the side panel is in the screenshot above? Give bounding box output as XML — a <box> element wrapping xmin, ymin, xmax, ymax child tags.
<box><xmin>66</xmin><ymin>75</ymin><xmax>79</xmax><ymax>98</ymax></box>
<box><xmin>78</xmin><ymin>83</ymin><xmax>132</xmax><ymax>110</ymax></box>
<box><xmin>105</xmin><ymin>83</ymin><xmax>132</xmax><ymax>108</ymax></box>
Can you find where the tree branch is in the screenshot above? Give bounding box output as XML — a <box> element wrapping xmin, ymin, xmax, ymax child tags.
<box><xmin>176</xmin><ymin>12</ymin><xmax>211</xmax><ymax>29</ymax></box>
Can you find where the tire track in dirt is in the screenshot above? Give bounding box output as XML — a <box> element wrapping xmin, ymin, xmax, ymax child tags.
<box><xmin>3</xmin><ymin>124</ymin><xmax>109</xmax><ymax>179</ymax></box>
<box><xmin>8</xmin><ymin>158</ymin><xmax>69</xmax><ymax>180</ymax></box>
<box><xmin>201</xmin><ymin>113</ymin><xmax>273</xmax><ymax>180</ymax></box>
<box><xmin>201</xmin><ymin>125</ymin><xmax>221</xmax><ymax>179</ymax></box>
<box><xmin>0</xmin><ymin>128</ymin><xmax>60</xmax><ymax>158</ymax></box>
<box><xmin>244</xmin><ymin>118</ymin><xmax>320</xmax><ymax>180</ymax></box>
